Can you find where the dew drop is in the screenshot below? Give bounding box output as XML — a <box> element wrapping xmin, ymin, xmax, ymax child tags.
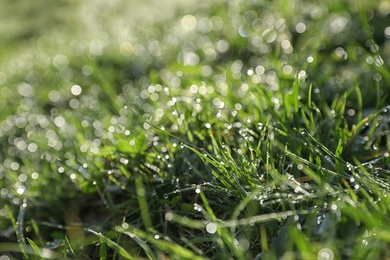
<box><xmin>16</xmin><ymin>187</ymin><xmax>25</xmax><ymax>195</ymax></box>
<box><xmin>31</xmin><ymin>172</ymin><xmax>39</xmax><ymax>179</ymax></box>
<box><xmin>318</xmin><ymin>248</ymin><xmax>334</xmax><ymax>260</ymax></box>
<box><xmin>71</xmin><ymin>85</ymin><xmax>82</xmax><ymax>96</ymax></box>
<box><xmin>165</xmin><ymin>212</ymin><xmax>173</xmax><ymax>221</ymax></box>
<box><xmin>206</xmin><ymin>223</ymin><xmax>217</xmax><ymax>234</ymax></box>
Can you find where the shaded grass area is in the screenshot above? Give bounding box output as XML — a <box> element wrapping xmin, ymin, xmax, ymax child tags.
<box><xmin>0</xmin><ymin>0</ymin><xmax>390</xmax><ymax>259</ymax></box>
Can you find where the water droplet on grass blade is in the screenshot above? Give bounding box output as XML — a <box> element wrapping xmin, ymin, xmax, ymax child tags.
<box><xmin>206</xmin><ymin>223</ymin><xmax>217</xmax><ymax>234</ymax></box>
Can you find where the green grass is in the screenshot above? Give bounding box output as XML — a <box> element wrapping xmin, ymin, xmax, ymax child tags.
<box><xmin>0</xmin><ymin>0</ymin><xmax>390</xmax><ymax>259</ymax></box>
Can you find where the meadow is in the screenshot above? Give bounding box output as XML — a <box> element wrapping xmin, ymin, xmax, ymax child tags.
<box><xmin>0</xmin><ymin>0</ymin><xmax>390</xmax><ymax>259</ymax></box>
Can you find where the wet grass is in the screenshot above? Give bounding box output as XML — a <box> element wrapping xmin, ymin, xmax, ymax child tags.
<box><xmin>0</xmin><ymin>0</ymin><xmax>390</xmax><ymax>259</ymax></box>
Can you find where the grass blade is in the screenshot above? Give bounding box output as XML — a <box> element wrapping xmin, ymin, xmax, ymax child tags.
<box><xmin>116</xmin><ymin>225</ymin><xmax>207</xmax><ymax>260</ymax></box>
<box><xmin>26</xmin><ymin>238</ymin><xmax>44</xmax><ymax>260</ymax></box>
<box><xmin>87</xmin><ymin>229</ymin><xmax>134</xmax><ymax>260</ymax></box>
<box><xmin>5</xmin><ymin>204</ymin><xmax>28</xmax><ymax>259</ymax></box>
<box><xmin>135</xmin><ymin>174</ymin><xmax>153</xmax><ymax>230</ymax></box>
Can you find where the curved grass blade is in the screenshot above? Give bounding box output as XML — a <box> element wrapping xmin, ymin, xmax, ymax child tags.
<box><xmin>116</xmin><ymin>225</ymin><xmax>207</xmax><ymax>260</ymax></box>
<box><xmin>87</xmin><ymin>229</ymin><xmax>134</xmax><ymax>260</ymax></box>
<box><xmin>0</xmin><ymin>242</ymin><xmax>61</xmax><ymax>259</ymax></box>
<box><xmin>26</xmin><ymin>238</ymin><xmax>44</xmax><ymax>260</ymax></box>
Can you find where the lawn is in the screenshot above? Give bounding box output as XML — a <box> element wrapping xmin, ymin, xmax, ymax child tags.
<box><xmin>0</xmin><ymin>0</ymin><xmax>390</xmax><ymax>259</ymax></box>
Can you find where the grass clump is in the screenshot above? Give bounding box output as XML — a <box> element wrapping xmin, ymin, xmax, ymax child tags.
<box><xmin>0</xmin><ymin>0</ymin><xmax>390</xmax><ymax>259</ymax></box>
